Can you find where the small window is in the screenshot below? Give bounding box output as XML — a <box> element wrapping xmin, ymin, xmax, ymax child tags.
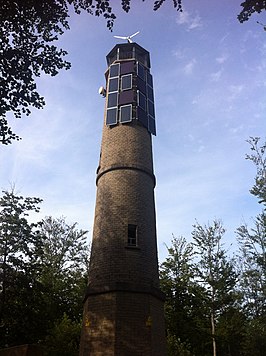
<box><xmin>108</xmin><ymin>77</ymin><xmax>119</xmax><ymax>92</ymax></box>
<box><xmin>121</xmin><ymin>74</ymin><xmax>132</xmax><ymax>91</ymax></box>
<box><xmin>128</xmin><ymin>224</ymin><xmax>137</xmax><ymax>246</ymax></box>
<box><xmin>109</xmin><ymin>63</ymin><xmax>120</xmax><ymax>78</ymax></box>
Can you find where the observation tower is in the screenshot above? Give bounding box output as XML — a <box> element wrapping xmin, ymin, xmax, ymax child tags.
<box><xmin>79</xmin><ymin>39</ymin><xmax>166</xmax><ymax>356</ymax></box>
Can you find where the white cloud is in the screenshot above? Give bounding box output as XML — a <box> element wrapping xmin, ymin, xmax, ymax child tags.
<box><xmin>228</xmin><ymin>84</ymin><xmax>244</xmax><ymax>101</ymax></box>
<box><xmin>216</xmin><ymin>54</ymin><xmax>229</xmax><ymax>64</ymax></box>
<box><xmin>210</xmin><ymin>69</ymin><xmax>223</xmax><ymax>82</ymax></box>
<box><xmin>188</xmin><ymin>14</ymin><xmax>202</xmax><ymax>30</ymax></box>
<box><xmin>172</xmin><ymin>48</ymin><xmax>186</xmax><ymax>59</ymax></box>
<box><xmin>184</xmin><ymin>59</ymin><xmax>196</xmax><ymax>75</ymax></box>
<box><xmin>176</xmin><ymin>10</ymin><xmax>190</xmax><ymax>25</ymax></box>
<box><xmin>176</xmin><ymin>10</ymin><xmax>202</xmax><ymax>31</ymax></box>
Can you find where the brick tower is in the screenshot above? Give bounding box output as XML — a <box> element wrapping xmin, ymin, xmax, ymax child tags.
<box><xmin>79</xmin><ymin>41</ymin><xmax>166</xmax><ymax>356</ymax></box>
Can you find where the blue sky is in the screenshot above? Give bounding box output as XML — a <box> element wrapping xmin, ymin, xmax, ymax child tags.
<box><xmin>1</xmin><ymin>1</ymin><xmax>266</xmax><ymax>261</ymax></box>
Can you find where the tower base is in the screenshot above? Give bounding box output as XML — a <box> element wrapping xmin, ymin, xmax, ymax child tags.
<box><xmin>79</xmin><ymin>289</ymin><xmax>166</xmax><ymax>356</ymax></box>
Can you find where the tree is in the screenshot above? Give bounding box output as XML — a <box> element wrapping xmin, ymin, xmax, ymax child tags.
<box><xmin>0</xmin><ymin>189</ymin><xmax>89</xmax><ymax>350</ymax></box>
<box><xmin>237</xmin><ymin>137</ymin><xmax>266</xmax><ymax>317</ymax></box>
<box><xmin>191</xmin><ymin>220</ymin><xmax>240</xmax><ymax>356</ymax></box>
<box><xmin>36</xmin><ymin>216</ymin><xmax>89</xmax><ymax>328</ymax></box>
<box><xmin>160</xmin><ymin>235</ymin><xmax>209</xmax><ymax>356</ymax></box>
<box><xmin>43</xmin><ymin>313</ymin><xmax>82</xmax><ymax>356</ymax></box>
<box><xmin>0</xmin><ymin>189</ymin><xmax>42</xmax><ymax>346</ymax></box>
<box><xmin>246</xmin><ymin>137</ymin><xmax>266</xmax><ymax>206</ymax></box>
<box><xmin>236</xmin><ymin>137</ymin><xmax>266</xmax><ymax>355</ymax></box>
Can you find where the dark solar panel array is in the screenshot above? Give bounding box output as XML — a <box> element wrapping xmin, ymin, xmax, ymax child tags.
<box><xmin>105</xmin><ymin>60</ymin><xmax>156</xmax><ymax>135</ymax></box>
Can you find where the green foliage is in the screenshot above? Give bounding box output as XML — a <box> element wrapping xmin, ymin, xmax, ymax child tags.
<box><xmin>234</xmin><ymin>137</ymin><xmax>266</xmax><ymax>356</ymax></box>
<box><xmin>43</xmin><ymin>314</ymin><xmax>81</xmax><ymax>356</ymax></box>
<box><xmin>160</xmin><ymin>236</ymin><xmax>212</xmax><ymax>356</ymax></box>
<box><xmin>0</xmin><ymin>1</ymin><xmax>71</xmax><ymax>144</ymax></box>
<box><xmin>161</xmin><ymin>222</ymin><xmax>242</xmax><ymax>356</ymax></box>
<box><xmin>241</xmin><ymin>315</ymin><xmax>266</xmax><ymax>356</ymax></box>
<box><xmin>36</xmin><ymin>216</ymin><xmax>89</xmax><ymax>327</ymax></box>
<box><xmin>0</xmin><ymin>189</ymin><xmax>89</xmax><ymax>350</ymax></box>
<box><xmin>237</xmin><ymin>216</ymin><xmax>266</xmax><ymax>317</ymax></box>
<box><xmin>192</xmin><ymin>220</ymin><xmax>238</xmax><ymax>313</ymax></box>
<box><xmin>246</xmin><ymin>137</ymin><xmax>266</xmax><ymax>206</ymax></box>
<box><xmin>162</xmin><ymin>138</ymin><xmax>266</xmax><ymax>355</ymax></box>
<box><xmin>236</xmin><ymin>138</ymin><xmax>266</xmax><ymax>317</ymax></box>
<box><xmin>0</xmin><ymin>189</ymin><xmax>43</xmax><ymax>345</ymax></box>
<box><xmin>167</xmin><ymin>334</ymin><xmax>194</xmax><ymax>356</ymax></box>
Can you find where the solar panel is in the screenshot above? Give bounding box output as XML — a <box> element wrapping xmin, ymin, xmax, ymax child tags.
<box><xmin>121</xmin><ymin>74</ymin><xmax>132</xmax><ymax>91</ymax></box>
<box><xmin>106</xmin><ymin>56</ymin><xmax>156</xmax><ymax>135</ymax></box>
<box><xmin>120</xmin><ymin>61</ymin><xmax>135</xmax><ymax>75</ymax></box>
<box><xmin>120</xmin><ymin>105</ymin><xmax>132</xmax><ymax>123</ymax></box>
<box><xmin>119</xmin><ymin>90</ymin><xmax>134</xmax><ymax>106</ymax></box>
<box><xmin>106</xmin><ymin>108</ymin><xmax>118</xmax><ymax>125</ymax></box>
<box><xmin>147</xmin><ymin>100</ymin><xmax>155</xmax><ymax>118</ymax></box>
<box><xmin>137</xmin><ymin>62</ymin><xmax>146</xmax><ymax>81</ymax></box>
<box><xmin>147</xmin><ymin>72</ymin><xmax>153</xmax><ymax>88</ymax></box>
<box><xmin>137</xmin><ymin>90</ymin><xmax>146</xmax><ymax>111</ymax></box>
<box><xmin>109</xmin><ymin>63</ymin><xmax>120</xmax><ymax>78</ymax></box>
<box><xmin>147</xmin><ymin>86</ymin><xmax>154</xmax><ymax>102</ymax></box>
<box><xmin>107</xmin><ymin>92</ymin><xmax>118</xmax><ymax>108</ymax></box>
<box><xmin>108</xmin><ymin>77</ymin><xmax>119</xmax><ymax>92</ymax></box>
<box><xmin>136</xmin><ymin>77</ymin><xmax>146</xmax><ymax>95</ymax></box>
<box><xmin>137</xmin><ymin>107</ymin><xmax>148</xmax><ymax>129</ymax></box>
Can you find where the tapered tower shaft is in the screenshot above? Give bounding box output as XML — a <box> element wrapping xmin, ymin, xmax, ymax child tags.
<box><xmin>79</xmin><ymin>43</ymin><xmax>166</xmax><ymax>356</ymax></box>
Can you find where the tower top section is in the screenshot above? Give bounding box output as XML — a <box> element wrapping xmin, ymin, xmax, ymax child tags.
<box><xmin>104</xmin><ymin>42</ymin><xmax>156</xmax><ymax>135</ymax></box>
<box><xmin>106</xmin><ymin>43</ymin><xmax>151</xmax><ymax>69</ymax></box>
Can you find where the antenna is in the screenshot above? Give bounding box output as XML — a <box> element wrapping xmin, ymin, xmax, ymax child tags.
<box><xmin>114</xmin><ymin>31</ymin><xmax>140</xmax><ymax>43</ymax></box>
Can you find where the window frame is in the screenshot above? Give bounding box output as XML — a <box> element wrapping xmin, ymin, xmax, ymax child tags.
<box><xmin>127</xmin><ymin>224</ymin><xmax>138</xmax><ymax>247</ymax></box>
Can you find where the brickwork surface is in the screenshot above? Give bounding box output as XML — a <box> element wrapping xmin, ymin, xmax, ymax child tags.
<box><xmin>80</xmin><ymin>292</ymin><xmax>166</xmax><ymax>356</ymax></box>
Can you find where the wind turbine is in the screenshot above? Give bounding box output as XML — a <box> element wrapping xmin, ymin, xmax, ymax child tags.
<box><xmin>114</xmin><ymin>31</ymin><xmax>140</xmax><ymax>43</ymax></box>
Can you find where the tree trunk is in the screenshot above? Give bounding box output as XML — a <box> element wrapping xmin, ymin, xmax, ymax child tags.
<box><xmin>211</xmin><ymin>310</ymin><xmax>216</xmax><ymax>356</ymax></box>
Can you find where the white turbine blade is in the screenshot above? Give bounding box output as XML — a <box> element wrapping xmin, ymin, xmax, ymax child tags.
<box><xmin>114</xmin><ymin>35</ymin><xmax>127</xmax><ymax>39</ymax></box>
<box><xmin>130</xmin><ymin>31</ymin><xmax>140</xmax><ymax>38</ymax></box>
